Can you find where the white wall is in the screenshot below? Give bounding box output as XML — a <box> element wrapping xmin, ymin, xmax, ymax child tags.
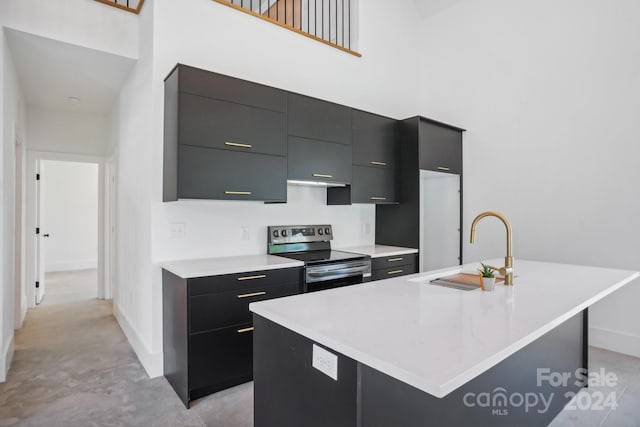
<box><xmin>26</xmin><ymin>106</ymin><xmax>108</xmax><ymax>156</ymax></box>
<box><xmin>418</xmin><ymin>0</ymin><xmax>640</xmax><ymax>357</ymax></box>
<box><xmin>41</xmin><ymin>160</ymin><xmax>99</xmax><ymax>272</ymax></box>
<box><xmin>0</xmin><ymin>27</ymin><xmax>26</xmax><ymax>382</ymax></box>
<box><xmin>0</xmin><ymin>0</ymin><xmax>138</xmax><ymax>59</ymax></box>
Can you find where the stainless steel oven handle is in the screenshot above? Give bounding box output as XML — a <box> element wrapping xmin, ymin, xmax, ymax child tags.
<box><xmin>307</xmin><ymin>265</ymin><xmax>370</xmax><ymax>277</ymax></box>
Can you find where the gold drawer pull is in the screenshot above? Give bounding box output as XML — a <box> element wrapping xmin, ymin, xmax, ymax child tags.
<box><xmin>437</xmin><ymin>166</ymin><xmax>450</xmax><ymax>171</ymax></box>
<box><xmin>370</xmin><ymin>161</ymin><xmax>387</xmax><ymax>166</ymax></box>
<box><xmin>225</xmin><ymin>191</ymin><xmax>252</xmax><ymax>195</ymax></box>
<box><xmin>313</xmin><ymin>173</ymin><xmax>333</xmax><ymax>179</ymax></box>
<box><xmin>237</xmin><ymin>291</ymin><xmax>267</xmax><ymax>299</ymax></box>
<box><xmin>237</xmin><ymin>274</ymin><xmax>266</xmax><ymax>281</ymax></box>
<box><xmin>370</xmin><ymin>197</ymin><xmax>387</xmax><ymax>201</ymax></box>
<box><xmin>388</xmin><ymin>269</ymin><xmax>404</xmax><ymax>275</ymax></box>
<box><xmin>388</xmin><ymin>257</ymin><xmax>404</xmax><ymax>262</ymax></box>
<box><xmin>237</xmin><ymin>327</ymin><xmax>254</xmax><ymax>334</ymax></box>
<box><xmin>225</xmin><ymin>141</ymin><xmax>253</xmax><ymax>149</ymax></box>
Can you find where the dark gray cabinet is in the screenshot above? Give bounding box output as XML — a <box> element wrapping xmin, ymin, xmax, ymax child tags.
<box><xmin>288</xmin><ymin>136</ymin><xmax>352</xmax><ymax>184</ymax></box>
<box><xmin>419</xmin><ymin>119</ymin><xmax>462</xmax><ymax>174</ymax></box>
<box><xmin>163</xmin><ymin>266</ymin><xmax>302</xmax><ymax>408</ymax></box>
<box><xmin>288</xmin><ymin>93</ymin><xmax>352</xmax><ymax>145</ymax></box>
<box><xmin>352</xmin><ymin>110</ymin><xmax>396</xmax><ymax>168</ymax></box>
<box><xmin>351</xmin><ymin>166</ymin><xmax>395</xmax><ymax>204</ymax></box>
<box><xmin>178</xmin><ymin>145</ymin><xmax>287</xmax><ymax>202</ymax></box>
<box><xmin>164</xmin><ymin>64</ymin><xmax>288</xmax><ymax>202</ymax></box>
<box><xmin>371</xmin><ymin>253</ymin><xmax>418</xmax><ymax>281</ymax></box>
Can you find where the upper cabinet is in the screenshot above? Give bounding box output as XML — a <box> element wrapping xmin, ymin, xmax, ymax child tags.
<box><xmin>418</xmin><ymin>118</ymin><xmax>462</xmax><ymax>175</ymax></box>
<box><xmin>288</xmin><ymin>137</ymin><xmax>352</xmax><ymax>185</ymax></box>
<box><xmin>288</xmin><ymin>93</ymin><xmax>352</xmax><ymax>145</ymax></box>
<box><xmin>164</xmin><ymin>65</ymin><xmax>288</xmax><ymax>202</ymax></box>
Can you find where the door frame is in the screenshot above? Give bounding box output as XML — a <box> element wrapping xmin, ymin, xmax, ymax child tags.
<box><xmin>25</xmin><ymin>150</ymin><xmax>107</xmax><ymax>308</ymax></box>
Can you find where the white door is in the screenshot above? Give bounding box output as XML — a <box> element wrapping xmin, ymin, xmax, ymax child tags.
<box><xmin>35</xmin><ymin>160</ymin><xmax>46</xmax><ymax>305</ymax></box>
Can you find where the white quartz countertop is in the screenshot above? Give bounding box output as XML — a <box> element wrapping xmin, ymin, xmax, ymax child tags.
<box><xmin>250</xmin><ymin>259</ymin><xmax>639</xmax><ymax>398</ymax></box>
<box><xmin>337</xmin><ymin>245</ymin><xmax>419</xmax><ymax>258</ymax></box>
<box><xmin>161</xmin><ymin>255</ymin><xmax>303</xmax><ymax>278</ymax></box>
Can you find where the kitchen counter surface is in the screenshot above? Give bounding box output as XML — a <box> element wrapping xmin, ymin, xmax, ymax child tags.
<box><xmin>161</xmin><ymin>254</ymin><xmax>303</xmax><ymax>279</ymax></box>
<box><xmin>250</xmin><ymin>259</ymin><xmax>638</xmax><ymax>398</ymax></box>
<box><xmin>337</xmin><ymin>244</ymin><xmax>418</xmax><ymax>258</ymax></box>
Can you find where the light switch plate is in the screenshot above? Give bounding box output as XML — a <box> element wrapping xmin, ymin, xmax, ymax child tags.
<box><xmin>312</xmin><ymin>344</ymin><xmax>338</xmax><ymax>380</ymax></box>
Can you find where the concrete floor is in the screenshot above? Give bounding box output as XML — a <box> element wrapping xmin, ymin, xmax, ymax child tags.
<box><xmin>0</xmin><ymin>270</ymin><xmax>639</xmax><ymax>426</ymax></box>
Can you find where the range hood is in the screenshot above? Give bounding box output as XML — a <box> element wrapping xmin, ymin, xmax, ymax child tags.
<box><xmin>287</xmin><ymin>179</ymin><xmax>347</xmax><ymax>188</ymax></box>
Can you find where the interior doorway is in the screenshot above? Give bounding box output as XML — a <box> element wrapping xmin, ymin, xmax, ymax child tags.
<box><xmin>37</xmin><ymin>160</ymin><xmax>100</xmax><ymax>305</ymax></box>
<box><xmin>26</xmin><ymin>152</ymin><xmax>108</xmax><ymax>308</ymax></box>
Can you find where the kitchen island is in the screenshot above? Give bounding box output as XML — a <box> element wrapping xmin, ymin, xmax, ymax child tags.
<box><xmin>249</xmin><ymin>260</ymin><xmax>638</xmax><ymax>427</ymax></box>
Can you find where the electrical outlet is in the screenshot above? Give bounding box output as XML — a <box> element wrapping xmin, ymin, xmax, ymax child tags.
<box><xmin>363</xmin><ymin>223</ymin><xmax>371</xmax><ymax>235</ymax></box>
<box><xmin>169</xmin><ymin>222</ymin><xmax>185</xmax><ymax>238</ymax></box>
<box><xmin>241</xmin><ymin>226</ymin><xmax>250</xmax><ymax>241</ymax></box>
<box><xmin>312</xmin><ymin>344</ymin><xmax>338</xmax><ymax>380</ymax></box>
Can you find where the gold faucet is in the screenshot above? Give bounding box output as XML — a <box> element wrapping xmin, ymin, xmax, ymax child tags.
<box><xmin>470</xmin><ymin>211</ymin><xmax>514</xmax><ymax>286</ymax></box>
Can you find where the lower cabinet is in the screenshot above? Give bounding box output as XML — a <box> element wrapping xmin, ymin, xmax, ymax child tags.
<box><xmin>371</xmin><ymin>253</ymin><xmax>418</xmax><ymax>281</ymax></box>
<box><xmin>163</xmin><ymin>267</ymin><xmax>302</xmax><ymax>408</ymax></box>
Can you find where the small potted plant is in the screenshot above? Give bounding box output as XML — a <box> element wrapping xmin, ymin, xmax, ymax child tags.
<box><xmin>479</xmin><ymin>263</ymin><xmax>496</xmax><ymax>291</ymax></box>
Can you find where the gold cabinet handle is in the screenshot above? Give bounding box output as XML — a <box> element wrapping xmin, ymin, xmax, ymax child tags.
<box><xmin>388</xmin><ymin>269</ymin><xmax>404</xmax><ymax>275</ymax></box>
<box><xmin>237</xmin><ymin>291</ymin><xmax>267</xmax><ymax>299</ymax></box>
<box><xmin>237</xmin><ymin>274</ymin><xmax>266</xmax><ymax>281</ymax></box>
<box><xmin>312</xmin><ymin>173</ymin><xmax>333</xmax><ymax>179</ymax></box>
<box><xmin>225</xmin><ymin>141</ymin><xmax>252</xmax><ymax>149</ymax></box>
<box><xmin>370</xmin><ymin>197</ymin><xmax>387</xmax><ymax>201</ymax></box>
<box><xmin>225</xmin><ymin>191</ymin><xmax>252</xmax><ymax>195</ymax></box>
<box><xmin>388</xmin><ymin>257</ymin><xmax>404</xmax><ymax>262</ymax></box>
<box><xmin>370</xmin><ymin>161</ymin><xmax>387</xmax><ymax>166</ymax></box>
<box><xmin>437</xmin><ymin>166</ymin><xmax>450</xmax><ymax>171</ymax></box>
<box><xmin>237</xmin><ymin>327</ymin><xmax>254</xmax><ymax>334</ymax></box>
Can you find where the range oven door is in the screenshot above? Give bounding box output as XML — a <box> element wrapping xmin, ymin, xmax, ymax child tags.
<box><xmin>304</xmin><ymin>260</ymin><xmax>371</xmax><ymax>293</ymax></box>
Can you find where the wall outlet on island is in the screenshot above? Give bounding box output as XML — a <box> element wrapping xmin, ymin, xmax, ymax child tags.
<box><xmin>312</xmin><ymin>344</ymin><xmax>338</xmax><ymax>380</ymax></box>
<box><xmin>169</xmin><ymin>222</ymin><xmax>185</xmax><ymax>239</ymax></box>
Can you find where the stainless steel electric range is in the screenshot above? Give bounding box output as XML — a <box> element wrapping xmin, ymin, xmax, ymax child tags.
<box><xmin>267</xmin><ymin>225</ymin><xmax>371</xmax><ymax>292</ymax></box>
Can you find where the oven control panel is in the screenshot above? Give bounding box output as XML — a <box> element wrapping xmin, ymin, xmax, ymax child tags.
<box><xmin>268</xmin><ymin>225</ymin><xmax>333</xmax><ymax>245</ymax></box>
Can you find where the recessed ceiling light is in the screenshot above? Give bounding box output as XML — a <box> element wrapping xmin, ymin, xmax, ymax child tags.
<box><xmin>66</xmin><ymin>96</ymin><xmax>81</xmax><ymax>105</ymax></box>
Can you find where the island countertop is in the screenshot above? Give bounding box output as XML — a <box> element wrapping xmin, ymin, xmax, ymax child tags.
<box><xmin>249</xmin><ymin>259</ymin><xmax>639</xmax><ymax>398</ymax></box>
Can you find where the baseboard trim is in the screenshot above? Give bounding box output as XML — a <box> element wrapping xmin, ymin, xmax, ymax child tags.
<box><xmin>46</xmin><ymin>259</ymin><xmax>98</xmax><ymax>272</ymax></box>
<box><xmin>590</xmin><ymin>327</ymin><xmax>640</xmax><ymax>358</ymax></box>
<box><xmin>113</xmin><ymin>303</ymin><xmax>163</xmax><ymax>379</ymax></box>
<box><xmin>0</xmin><ymin>334</ymin><xmax>15</xmax><ymax>383</ymax></box>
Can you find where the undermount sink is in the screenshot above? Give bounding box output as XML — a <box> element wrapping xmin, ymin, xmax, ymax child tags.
<box><xmin>429</xmin><ymin>277</ymin><xmax>481</xmax><ymax>291</ymax></box>
<box><xmin>410</xmin><ymin>272</ymin><xmax>487</xmax><ymax>291</ymax></box>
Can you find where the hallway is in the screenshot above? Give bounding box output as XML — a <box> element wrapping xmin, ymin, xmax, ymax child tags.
<box><xmin>0</xmin><ymin>274</ymin><xmax>252</xmax><ymax>426</ymax></box>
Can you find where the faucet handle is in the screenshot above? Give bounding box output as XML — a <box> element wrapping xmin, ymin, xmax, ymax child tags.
<box><xmin>486</xmin><ymin>265</ymin><xmax>512</xmax><ymax>277</ymax></box>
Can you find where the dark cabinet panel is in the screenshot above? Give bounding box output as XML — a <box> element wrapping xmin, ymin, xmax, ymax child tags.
<box><xmin>189</xmin><ymin>325</ymin><xmax>254</xmax><ymax>393</ymax></box>
<box><xmin>188</xmin><ymin>267</ymin><xmax>301</xmax><ymax>296</ymax></box>
<box><xmin>351</xmin><ymin>166</ymin><xmax>396</xmax><ymax>204</ymax></box>
<box><xmin>288</xmin><ymin>93</ymin><xmax>351</xmax><ymax>144</ymax></box>
<box><xmin>190</xmin><ymin>282</ymin><xmax>299</xmax><ymax>334</ymax></box>
<box><xmin>352</xmin><ymin>110</ymin><xmax>396</xmax><ymax>168</ymax></box>
<box><xmin>419</xmin><ymin>120</ymin><xmax>462</xmax><ymax>174</ymax></box>
<box><xmin>288</xmin><ymin>137</ymin><xmax>352</xmax><ymax>184</ymax></box>
<box><xmin>371</xmin><ymin>253</ymin><xmax>417</xmax><ymax>271</ymax></box>
<box><xmin>177</xmin><ymin>65</ymin><xmax>286</xmax><ymax>112</ymax></box>
<box><xmin>372</xmin><ymin>263</ymin><xmax>417</xmax><ymax>281</ymax></box>
<box><xmin>178</xmin><ymin>146</ymin><xmax>286</xmax><ymax>202</ymax></box>
<box><xmin>179</xmin><ymin>94</ymin><xmax>286</xmax><ymax>156</ymax></box>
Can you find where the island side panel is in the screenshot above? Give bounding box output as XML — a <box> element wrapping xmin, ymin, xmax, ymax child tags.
<box><xmin>361</xmin><ymin>310</ymin><xmax>587</xmax><ymax>427</ymax></box>
<box><xmin>162</xmin><ymin>269</ymin><xmax>190</xmax><ymax>408</ymax></box>
<box><xmin>253</xmin><ymin>315</ymin><xmax>358</xmax><ymax>427</ymax></box>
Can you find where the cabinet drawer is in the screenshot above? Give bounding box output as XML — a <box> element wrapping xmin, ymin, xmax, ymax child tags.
<box><xmin>178</xmin><ymin>145</ymin><xmax>286</xmax><ymax>201</ymax></box>
<box><xmin>188</xmin><ymin>267</ymin><xmax>301</xmax><ymax>296</ymax></box>
<box><xmin>371</xmin><ymin>254</ymin><xmax>416</xmax><ymax>271</ymax></box>
<box><xmin>288</xmin><ymin>93</ymin><xmax>351</xmax><ymax>144</ymax></box>
<box><xmin>177</xmin><ymin>65</ymin><xmax>286</xmax><ymax>112</ymax></box>
<box><xmin>372</xmin><ymin>264</ymin><xmax>417</xmax><ymax>281</ymax></box>
<box><xmin>288</xmin><ymin>137</ymin><xmax>352</xmax><ymax>184</ymax></box>
<box><xmin>179</xmin><ymin>94</ymin><xmax>286</xmax><ymax>156</ymax></box>
<box><xmin>351</xmin><ymin>166</ymin><xmax>396</xmax><ymax>204</ymax></box>
<box><xmin>419</xmin><ymin>120</ymin><xmax>462</xmax><ymax>174</ymax></box>
<box><xmin>190</xmin><ymin>282</ymin><xmax>299</xmax><ymax>334</ymax></box>
<box><xmin>189</xmin><ymin>324</ymin><xmax>254</xmax><ymax>392</ymax></box>
<box><xmin>352</xmin><ymin>110</ymin><xmax>396</xmax><ymax>168</ymax></box>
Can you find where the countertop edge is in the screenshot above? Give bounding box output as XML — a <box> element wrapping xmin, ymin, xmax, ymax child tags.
<box><xmin>161</xmin><ymin>256</ymin><xmax>304</xmax><ymax>279</ymax></box>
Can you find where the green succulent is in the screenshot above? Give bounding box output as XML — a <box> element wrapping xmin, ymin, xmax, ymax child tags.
<box><xmin>480</xmin><ymin>263</ymin><xmax>495</xmax><ymax>278</ymax></box>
